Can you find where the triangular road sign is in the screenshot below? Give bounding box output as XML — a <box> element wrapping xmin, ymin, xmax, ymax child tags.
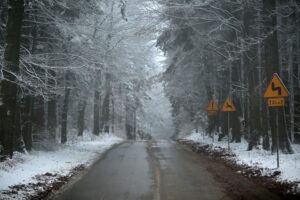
<box><xmin>207</xmin><ymin>110</ymin><xmax>218</xmax><ymax>117</ymax></box>
<box><xmin>264</xmin><ymin>73</ymin><xmax>289</xmax><ymax>98</ymax></box>
<box><xmin>207</xmin><ymin>100</ymin><xmax>218</xmax><ymax>111</ymax></box>
<box><xmin>221</xmin><ymin>97</ymin><xmax>236</xmax><ymax>112</ymax></box>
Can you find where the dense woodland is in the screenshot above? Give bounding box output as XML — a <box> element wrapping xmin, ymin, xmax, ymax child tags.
<box><xmin>0</xmin><ymin>0</ymin><xmax>300</xmax><ymax>160</ymax></box>
<box><xmin>0</xmin><ymin>0</ymin><xmax>160</xmax><ymax>158</ymax></box>
<box><xmin>157</xmin><ymin>0</ymin><xmax>300</xmax><ymax>153</ymax></box>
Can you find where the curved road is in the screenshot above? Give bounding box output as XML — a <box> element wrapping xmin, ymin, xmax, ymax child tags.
<box><xmin>53</xmin><ymin>140</ymin><xmax>280</xmax><ymax>200</ymax></box>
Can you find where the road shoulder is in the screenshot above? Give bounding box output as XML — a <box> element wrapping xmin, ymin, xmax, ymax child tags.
<box><xmin>178</xmin><ymin>139</ymin><xmax>299</xmax><ymax>200</ymax></box>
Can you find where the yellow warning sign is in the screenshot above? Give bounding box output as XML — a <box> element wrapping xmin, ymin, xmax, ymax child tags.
<box><xmin>267</xmin><ymin>98</ymin><xmax>285</xmax><ymax>107</ymax></box>
<box><xmin>221</xmin><ymin>97</ymin><xmax>236</xmax><ymax>112</ymax></box>
<box><xmin>264</xmin><ymin>73</ymin><xmax>289</xmax><ymax>98</ymax></box>
<box><xmin>207</xmin><ymin>100</ymin><xmax>218</xmax><ymax>111</ymax></box>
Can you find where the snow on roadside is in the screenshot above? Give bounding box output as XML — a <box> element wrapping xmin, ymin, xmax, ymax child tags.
<box><xmin>183</xmin><ymin>131</ymin><xmax>300</xmax><ymax>183</ymax></box>
<box><xmin>0</xmin><ymin>133</ymin><xmax>123</xmax><ymax>192</ymax></box>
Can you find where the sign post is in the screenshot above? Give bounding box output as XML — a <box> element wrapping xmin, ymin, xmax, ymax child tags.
<box><xmin>263</xmin><ymin>73</ymin><xmax>289</xmax><ymax>168</ymax></box>
<box><xmin>207</xmin><ymin>99</ymin><xmax>219</xmax><ymax>142</ymax></box>
<box><xmin>276</xmin><ymin>108</ymin><xmax>279</xmax><ymax>168</ymax></box>
<box><xmin>221</xmin><ymin>97</ymin><xmax>236</xmax><ymax>151</ymax></box>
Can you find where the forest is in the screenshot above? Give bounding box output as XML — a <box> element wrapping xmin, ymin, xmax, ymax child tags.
<box><xmin>1</xmin><ymin>1</ymin><xmax>300</xmax><ymax>199</ymax></box>
<box><xmin>0</xmin><ymin>0</ymin><xmax>300</xmax><ymax>160</ymax></box>
<box><xmin>157</xmin><ymin>0</ymin><xmax>300</xmax><ymax>153</ymax></box>
<box><xmin>0</xmin><ymin>0</ymin><xmax>164</xmax><ymax>159</ymax></box>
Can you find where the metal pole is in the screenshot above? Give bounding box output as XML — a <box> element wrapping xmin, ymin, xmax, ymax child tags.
<box><xmin>276</xmin><ymin>108</ymin><xmax>280</xmax><ymax>168</ymax></box>
<box><xmin>212</xmin><ymin>116</ymin><xmax>215</xmax><ymax>143</ymax></box>
<box><xmin>212</xmin><ymin>126</ymin><xmax>214</xmax><ymax>143</ymax></box>
<box><xmin>228</xmin><ymin>112</ymin><xmax>230</xmax><ymax>151</ymax></box>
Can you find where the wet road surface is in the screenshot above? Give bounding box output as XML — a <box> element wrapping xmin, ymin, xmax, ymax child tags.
<box><xmin>149</xmin><ymin>140</ymin><xmax>229</xmax><ymax>200</ymax></box>
<box><xmin>55</xmin><ymin>141</ymin><xmax>153</xmax><ymax>200</ymax></box>
<box><xmin>54</xmin><ymin>140</ymin><xmax>280</xmax><ymax>200</ymax></box>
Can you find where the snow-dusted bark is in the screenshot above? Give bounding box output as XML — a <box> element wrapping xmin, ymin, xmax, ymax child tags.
<box><xmin>0</xmin><ymin>0</ymin><xmax>24</xmax><ymax>157</ymax></box>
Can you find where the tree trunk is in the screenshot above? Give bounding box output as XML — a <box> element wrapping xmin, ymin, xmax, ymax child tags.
<box><xmin>102</xmin><ymin>73</ymin><xmax>111</xmax><ymax>133</ymax></box>
<box><xmin>133</xmin><ymin>106</ymin><xmax>137</xmax><ymax>140</ymax></box>
<box><xmin>111</xmin><ymin>94</ymin><xmax>115</xmax><ymax>133</ymax></box>
<box><xmin>102</xmin><ymin>93</ymin><xmax>110</xmax><ymax>133</ymax></box>
<box><xmin>125</xmin><ymin>95</ymin><xmax>133</xmax><ymax>139</ymax></box>
<box><xmin>0</xmin><ymin>0</ymin><xmax>24</xmax><ymax>158</ymax></box>
<box><xmin>61</xmin><ymin>85</ymin><xmax>70</xmax><ymax>144</ymax></box>
<box><xmin>263</xmin><ymin>0</ymin><xmax>293</xmax><ymax>153</ymax></box>
<box><xmin>21</xmin><ymin>96</ymin><xmax>33</xmax><ymax>151</ymax></box>
<box><xmin>33</xmin><ymin>96</ymin><xmax>45</xmax><ymax>142</ymax></box>
<box><xmin>93</xmin><ymin>90</ymin><xmax>100</xmax><ymax>135</ymax></box>
<box><xmin>47</xmin><ymin>70</ymin><xmax>57</xmax><ymax>143</ymax></box>
<box><xmin>287</xmin><ymin>24</ymin><xmax>295</xmax><ymax>143</ymax></box>
<box><xmin>15</xmin><ymin>98</ymin><xmax>24</xmax><ymax>153</ymax></box>
<box><xmin>78</xmin><ymin>100</ymin><xmax>87</xmax><ymax>136</ymax></box>
<box><xmin>0</xmin><ymin>1</ymin><xmax>8</xmax><ymax>46</ymax></box>
<box><xmin>243</xmin><ymin>3</ymin><xmax>261</xmax><ymax>150</ymax></box>
<box><xmin>93</xmin><ymin>70</ymin><xmax>102</xmax><ymax>136</ymax></box>
<box><xmin>295</xmin><ymin>1</ymin><xmax>300</xmax><ymax>143</ymax></box>
<box><xmin>48</xmin><ymin>98</ymin><xmax>57</xmax><ymax>142</ymax></box>
<box><xmin>256</xmin><ymin>5</ymin><xmax>270</xmax><ymax>150</ymax></box>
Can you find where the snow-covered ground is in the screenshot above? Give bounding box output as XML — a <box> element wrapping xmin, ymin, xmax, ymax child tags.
<box><xmin>183</xmin><ymin>132</ymin><xmax>300</xmax><ymax>183</ymax></box>
<box><xmin>0</xmin><ymin>133</ymin><xmax>123</xmax><ymax>193</ymax></box>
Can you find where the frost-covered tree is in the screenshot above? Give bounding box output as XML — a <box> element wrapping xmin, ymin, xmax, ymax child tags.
<box><xmin>157</xmin><ymin>0</ymin><xmax>299</xmax><ymax>153</ymax></box>
<box><xmin>0</xmin><ymin>0</ymin><xmax>165</xmax><ymax>157</ymax></box>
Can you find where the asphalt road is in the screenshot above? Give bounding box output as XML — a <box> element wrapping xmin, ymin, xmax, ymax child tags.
<box><xmin>54</xmin><ymin>140</ymin><xmax>280</xmax><ymax>200</ymax></box>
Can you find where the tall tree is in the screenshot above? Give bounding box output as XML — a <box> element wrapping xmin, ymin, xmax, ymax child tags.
<box><xmin>0</xmin><ymin>0</ymin><xmax>24</xmax><ymax>157</ymax></box>
<box><xmin>263</xmin><ymin>0</ymin><xmax>293</xmax><ymax>153</ymax></box>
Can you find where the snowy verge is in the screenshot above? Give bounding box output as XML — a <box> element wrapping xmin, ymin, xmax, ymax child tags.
<box><xmin>183</xmin><ymin>132</ymin><xmax>300</xmax><ymax>184</ymax></box>
<box><xmin>0</xmin><ymin>133</ymin><xmax>123</xmax><ymax>198</ymax></box>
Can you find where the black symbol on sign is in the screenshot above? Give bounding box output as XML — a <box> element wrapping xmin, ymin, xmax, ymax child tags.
<box><xmin>271</xmin><ymin>82</ymin><xmax>281</xmax><ymax>95</ymax></box>
<box><xmin>226</xmin><ymin>102</ymin><xmax>232</xmax><ymax>108</ymax></box>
